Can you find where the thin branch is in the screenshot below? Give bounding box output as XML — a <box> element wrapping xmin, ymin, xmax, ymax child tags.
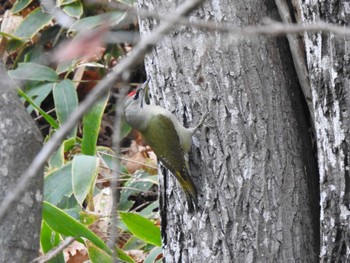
<box><xmin>41</xmin><ymin>0</ymin><xmax>75</xmax><ymax>28</ymax></box>
<box><xmin>169</xmin><ymin>17</ymin><xmax>350</xmax><ymax>37</ymax></box>
<box><xmin>0</xmin><ymin>0</ymin><xmax>206</xmax><ymax>225</ymax></box>
<box><xmin>90</xmin><ymin>0</ymin><xmax>350</xmax><ymax>37</ymax></box>
<box><xmin>274</xmin><ymin>0</ymin><xmax>315</xmax><ymax>126</ymax></box>
<box><xmin>34</xmin><ymin>108</ymin><xmax>56</xmax><ymax>121</ymax></box>
<box><xmin>130</xmin><ymin>201</ymin><xmax>153</xmax><ymax>212</ymax></box>
<box><xmin>96</xmin><ymin>177</ymin><xmax>157</xmax><ymax>184</ymax></box>
<box><xmin>30</xmin><ymin>237</ymin><xmax>75</xmax><ymax>263</ymax></box>
<box><xmin>111</xmin><ymin>187</ymin><xmax>156</xmax><ymax>195</ymax></box>
<box><xmin>98</xmin><ymin>151</ymin><xmax>158</xmax><ymax>170</ymax></box>
<box><xmin>107</xmin><ymin>77</ymin><xmax>127</xmax><ymax>260</ymax></box>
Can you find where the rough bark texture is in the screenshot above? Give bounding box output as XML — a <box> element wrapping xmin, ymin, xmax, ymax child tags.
<box><xmin>295</xmin><ymin>0</ymin><xmax>350</xmax><ymax>261</ymax></box>
<box><xmin>0</xmin><ymin>64</ymin><xmax>43</xmax><ymax>262</ymax></box>
<box><xmin>138</xmin><ymin>0</ymin><xmax>319</xmax><ymax>261</ymax></box>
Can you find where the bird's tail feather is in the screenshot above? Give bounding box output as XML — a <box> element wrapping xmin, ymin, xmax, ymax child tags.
<box><xmin>175</xmin><ymin>170</ymin><xmax>198</xmax><ymax>213</ymax></box>
<box><xmin>184</xmin><ymin>189</ymin><xmax>197</xmax><ymax>213</ymax></box>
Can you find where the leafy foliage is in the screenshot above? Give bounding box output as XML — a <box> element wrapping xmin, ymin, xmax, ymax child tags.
<box><xmin>119</xmin><ymin>212</ymin><xmax>161</xmax><ymax>247</ymax></box>
<box><xmin>1</xmin><ymin>0</ymin><xmax>161</xmax><ymax>262</ymax></box>
<box><xmin>81</xmin><ymin>95</ymin><xmax>109</xmax><ymax>156</ymax></box>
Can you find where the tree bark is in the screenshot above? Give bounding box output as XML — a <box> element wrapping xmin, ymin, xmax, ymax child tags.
<box><xmin>138</xmin><ymin>0</ymin><xmax>319</xmax><ymax>261</ymax></box>
<box><xmin>0</xmin><ymin>64</ymin><xmax>43</xmax><ymax>262</ymax></box>
<box><xmin>294</xmin><ymin>0</ymin><xmax>350</xmax><ymax>261</ymax></box>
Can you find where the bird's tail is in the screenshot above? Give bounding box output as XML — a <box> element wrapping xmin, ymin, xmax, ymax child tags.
<box><xmin>175</xmin><ymin>169</ymin><xmax>198</xmax><ymax>213</ymax></box>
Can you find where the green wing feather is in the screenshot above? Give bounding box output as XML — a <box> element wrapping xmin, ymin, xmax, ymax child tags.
<box><xmin>141</xmin><ymin>114</ymin><xmax>197</xmax><ymax>212</ymax></box>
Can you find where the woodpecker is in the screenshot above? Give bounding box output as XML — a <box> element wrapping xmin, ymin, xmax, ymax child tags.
<box><xmin>124</xmin><ymin>79</ymin><xmax>208</xmax><ymax>212</ymax></box>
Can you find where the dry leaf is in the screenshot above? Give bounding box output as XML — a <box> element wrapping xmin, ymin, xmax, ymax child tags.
<box><xmin>64</xmin><ymin>241</ymin><xmax>88</xmax><ymax>263</ymax></box>
<box><xmin>127</xmin><ymin>249</ymin><xmax>147</xmax><ymax>263</ymax></box>
<box><xmin>90</xmin><ymin>188</ymin><xmax>113</xmax><ymax>241</ymax></box>
<box><xmin>0</xmin><ymin>10</ymin><xmax>23</xmax><ymax>59</ymax></box>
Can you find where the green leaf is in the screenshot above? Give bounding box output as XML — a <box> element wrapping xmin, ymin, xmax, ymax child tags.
<box><xmin>48</xmin><ymin>143</ymin><xmax>65</xmax><ymax>169</ymax></box>
<box><xmin>24</xmin><ymin>82</ymin><xmax>53</xmax><ymax>114</ymax></box>
<box><xmin>86</xmin><ymin>246</ymin><xmax>135</xmax><ymax>263</ymax></box>
<box><xmin>119</xmin><ymin>212</ymin><xmax>161</xmax><ymax>247</ymax></box>
<box><xmin>7</xmin><ymin>39</ymin><xmax>26</xmax><ymax>52</ymax></box>
<box><xmin>64</xmin><ymin>137</ymin><xmax>78</xmax><ymax>151</ymax></box>
<box><xmin>116</xmin><ymin>246</ymin><xmax>135</xmax><ymax>263</ymax></box>
<box><xmin>63</xmin><ymin>0</ymin><xmax>83</xmax><ymax>18</ymax></box>
<box><xmin>87</xmin><ymin>241</ymin><xmax>136</xmax><ymax>263</ymax></box>
<box><xmin>119</xmin><ymin>170</ymin><xmax>155</xmax><ymax>211</ymax></box>
<box><xmin>87</xmin><ymin>241</ymin><xmax>113</xmax><ymax>263</ymax></box>
<box><xmin>23</xmin><ymin>45</ymin><xmax>44</xmax><ymax>62</ymax></box>
<box><xmin>121</xmin><ymin>120</ymin><xmax>132</xmax><ymax>139</ymax></box>
<box><xmin>11</xmin><ymin>0</ymin><xmax>34</xmax><ymax>14</ymax></box>
<box><xmin>17</xmin><ymin>88</ymin><xmax>59</xmax><ymax>129</ymax></box>
<box><xmin>144</xmin><ymin>246</ymin><xmax>162</xmax><ymax>263</ymax></box>
<box><xmin>57</xmin><ymin>195</ymin><xmax>81</xmax><ymax>219</ymax></box>
<box><xmin>79</xmin><ymin>211</ymin><xmax>99</xmax><ymax>226</ymax></box>
<box><xmin>9</xmin><ymin>62</ymin><xmax>59</xmax><ymax>81</ymax></box>
<box><xmin>56</xmin><ymin>59</ymin><xmax>78</xmax><ymax>74</ymax></box>
<box><xmin>122</xmin><ymin>236</ymin><xmax>146</xmax><ymax>251</ymax></box>
<box><xmin>59</xmin><ymin>0</ymin><xmax>78</xmax><ymax>5</ymax></box>
<box><xmin>81</xmin><ymin>94</ymin><xmax>108</xmax><ymax>156</ymax></box>
<box><xmin>72</xmin><ymin>155</ymin><xmax>99</xmax><ymax>206</ymax></box>
<box><xmin>117</xmin><ymin>0</ymin><xmax>136</xmax><ymax>4</ymax></box>
<box><xmin>40</xmin><ymin>221</ymin><xmax>65</xmax><ymax>263</ymax></box>
<box><xmin>44</xmin><ymin>163</ymin><xmax>73</xmax><ymax>205</ymax></box>
<box><xmin>97</xmin><ymin>149</ymin><xmax>129</xmax><ymax>175</ymax></box>
<box><xmin>0</xmin><ymin>31</ymin><xmax>22</xmax><ymax>41</ymax></box>
<box><xmin>53</xmin><ymin>80</ymin><xmax>78</xmax><ymax>138</ymax></box>
<box><xmin>13</xmin><ymin>7</ymin><xmax>53</xmax><ymax>39</ymax></box>
<box><xmin>48</xmin><ymin>138</ymin><xmax>77</xmax><ymax>169</ymax></box>
<box><xmin>42</xmin><ymin>201</ymin><xmax>111</xmax><ymax>254</ymax></box>
<box><xmin>138</xmin><ymin>201</ymin><xmax>159</xmax><ymax>219</ymax></box>
<box><xmin>69</xmin><ymin>11</ymin><xmax>125</xmax><ymax>32</ymax></box>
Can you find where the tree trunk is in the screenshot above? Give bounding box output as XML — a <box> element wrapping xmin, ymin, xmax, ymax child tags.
<box><xmin>138</xmin><ymin>0</ymin><xmax>319</xmax><ymax>261</ymax></box>
<box><xmin>0</xmin><ymin>64</ymin><xmax>43</xmax><ymax>262</ymax></box>
<box><xmin>294</xmin><ymin>0</ymin><xmax>350</xmax><ymax>261</ymax></box>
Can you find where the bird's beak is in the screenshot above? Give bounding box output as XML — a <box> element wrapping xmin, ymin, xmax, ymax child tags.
<box><xmin>137</xmin><ymin>77</ymin><xmax>150</xmax><ymax>108</ymax></box>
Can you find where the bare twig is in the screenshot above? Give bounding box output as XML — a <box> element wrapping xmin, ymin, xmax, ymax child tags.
<box><xmin>0</xmin><ymin>0</ymin><xmax>205</xmax><ymax>227</ymax></box>
<box><xmin>107</xmin><ymin>76</ymin><xmax>128</xmax><ymax>261</ymax></box>
<box><xmin>41</xmin><ymin>0</ymin><xmax>75</xmax><ymax>28</ymax></box>
<box><xmin>98</xmin><ymin>151</ymin><xmax>158</xmax><ymax>170</ymax></box>
<box><xmin>168</xmin><ymin>17</ymin><xmax>350</xmax><ymax>37</ymax></box>
<box><xmin>110</xmin><ymin>187</ymin><xmax>156</xmax><ymax>195</ymax></box>
<box><xmin>96</xmin><ymin>177</ymin><xmax>157</xmax><ymax>184</ymax></box>
<box><xmin>30</xmin><ymin>237</ymin><xmax>75</xmax><ymax>263</ymax></box>
<box><xmin>275</xmin><ymin>0</ymin><xmax>315</xmax><ymax>126</ymax></box>
<box><xmin>89</xmin><ymin>0</ymin><xmax>350</xmax><ymax>38</ymax></box>
<box><xmin>34</xmin><ymin>108</ymin><xmax>56</xmax><ymax>121</ymax></box>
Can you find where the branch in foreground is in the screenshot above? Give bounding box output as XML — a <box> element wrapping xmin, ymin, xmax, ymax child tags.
<box><xmin>275</xmin><ymin>0</ymin><xmax>315</xmax><ymax>127</ymax></box>
<box><xmin>0</xmin><ymin>0</ymin><xmax>206</xmax><ymax>221</ymax></box>
<box><xmin>107</xmin><ymin>78</ymin><xmax>128</xmax><ymax>261</ymax></box>
<box><xmin>91</xmin><ymin>0</ymin><xmax>350</xmax><ymax>38</ymax></box>
<box><xmin>30</xmin><ymin>237</ymin><xmax>75</xmax><ymax>263</ymax></box>
<box><xmin>176</xmin><ymin>18</ymin><xmax>350</xmax><ymax>37</ymax></box>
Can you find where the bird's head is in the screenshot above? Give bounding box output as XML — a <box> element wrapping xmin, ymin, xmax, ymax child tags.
<box><xmin>124</xmin><ymin>78</ymin><xmax>150</xmax><ymax>109</ymax></box>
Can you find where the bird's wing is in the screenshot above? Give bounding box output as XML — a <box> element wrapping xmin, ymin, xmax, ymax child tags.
<box><xmin>142</xmin><ymin>114</ymin><xmax>198</xmax><ymax>211</ymax></box>
<box><xmin>142</xmin><ymin>114</ymin><xmax>186</xmax><ymax>173</ymax></box>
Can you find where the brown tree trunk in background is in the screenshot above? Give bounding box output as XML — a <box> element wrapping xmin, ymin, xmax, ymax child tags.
<box><xmin>293</xmin><ymin>0</ymin><xmax>350</xmax><ymax>261</ymax></box>
<box><xmin>0</xmin><ymin>64</ymin><xmax>43</xmax><ymax>262</ymax></box>
<box><xmin>138</xmin><ymin>0</ymin><xmax>319</xmax><ymax>261</ymax></box>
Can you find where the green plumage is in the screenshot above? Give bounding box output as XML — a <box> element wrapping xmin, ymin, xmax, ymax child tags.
<box><xmin>141</xmin><ymin>115</ymin><xmax>198</xmax><ymax>212</ymax></box>
<box><xmin>124</xmin><ymin>81</ymin><xmax>199</xmax><ymax>212</ymax></box>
